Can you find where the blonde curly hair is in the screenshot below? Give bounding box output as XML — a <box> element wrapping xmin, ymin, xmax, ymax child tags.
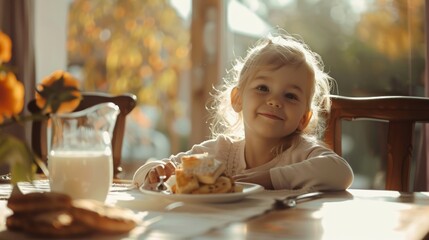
<box><xmin>208</xmin><ymin>32</ymin><xmax>334</xmax><ymax>142</ymax></box>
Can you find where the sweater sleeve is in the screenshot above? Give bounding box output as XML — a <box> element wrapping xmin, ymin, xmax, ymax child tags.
<box><xmin>132</xmin><ymin>159</ymin><xmax>166</xmax><ymax>187</ymax></box>
<box><xmin>132</xmin><ymin>137</ymin><xmax>224</xmax><ymax>187</ymax></box>
<box><xmin>270</xmin><ymin>145</ymin><xmax>354</xmax><ymax>191</ymax></box>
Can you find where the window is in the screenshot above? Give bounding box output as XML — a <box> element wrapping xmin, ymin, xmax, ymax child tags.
<box><xmin>64</xmin><ymin>0</ymin><xmax>192</xmax><ymax>177</ymax></box>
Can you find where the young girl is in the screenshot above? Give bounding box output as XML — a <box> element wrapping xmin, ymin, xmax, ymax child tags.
<box><xmin>133</xmin><ymin>32</ymin><xmax>353</xmax><ymax>191</ymax></box>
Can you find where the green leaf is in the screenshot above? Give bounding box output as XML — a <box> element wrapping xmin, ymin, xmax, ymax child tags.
<box><xmin>0</xmin><ymin>134</ymin><xmax>35</xmax><ymax>183</ymax></box>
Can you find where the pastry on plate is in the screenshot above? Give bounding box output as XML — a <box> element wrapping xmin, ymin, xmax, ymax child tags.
<box><xmin>167</xmin><ymin>153</ymin><xmax>243</xmax><ymax>194</ymax></box>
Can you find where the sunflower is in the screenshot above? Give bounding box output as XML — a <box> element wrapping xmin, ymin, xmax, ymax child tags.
<box><xmin>0</xmin><ymin>31</ymin><xmax>12</xmax><ymax>63</ymax></box>
<box><xmin>35</xmin><ymin>70</ymin><xmax>82</xmax><ymax>114</ymax></box>
<box><xmin>0</xmin><ymin>72</ymin><xmax>24</xmax><ymax>124</ymax></box>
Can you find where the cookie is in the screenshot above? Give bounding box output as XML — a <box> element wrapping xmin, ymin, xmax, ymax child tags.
<box><xmin>71</xmin><ymin>199</ymin><xmax>138</xmax><ymax>234</ymax></box>
<box><xmin>7</xmin><ymin>210</ymin><xmax>92</xmax><ymax>238</ymax></box>
<box><xmin>7</xmin><ymin>191</ymin><xmax>72</xmax><ymax>213</ymax></box>
<box><xmin>6</xmin><ymin>213</ymin><xmax>27</xmax><ymax>231</ymax></box>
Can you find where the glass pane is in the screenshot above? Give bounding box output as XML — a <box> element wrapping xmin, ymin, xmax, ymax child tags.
<box><xmin>226</xmin><ymin>0</ymin><xmax>425</xmax><ymax>97</ymax></box>
<box><xmin>67</xmin><ymin>0</ymin><xmax>192</xmax><ymax>178</ymax></box>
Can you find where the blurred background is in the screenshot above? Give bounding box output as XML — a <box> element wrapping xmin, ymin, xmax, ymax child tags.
<box><xmin>31</xmin><ymin>0</ymin><xmax>426</xmax><ymax>188</ymax></box>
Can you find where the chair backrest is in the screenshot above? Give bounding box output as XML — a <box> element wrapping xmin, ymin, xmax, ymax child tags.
<box><xmin>323</xmin><ymin>95</ymin><xmax>429</xmax><ymax>192</ymax></box>
<box><xmin>27</xmin><ymin>92</ymin><xmax>137</xmax><ymax>178</ymax></box>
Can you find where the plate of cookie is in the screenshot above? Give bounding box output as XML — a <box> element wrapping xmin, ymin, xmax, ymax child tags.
<box><xmin>6</xmin><ymin>191</ymin><xmax>139</xmax><ymax>238</ymax></box>
<box><xmin>139</xmin><ymin>182</ymin><xmax>264</xmax><ymax>203</ymax></box>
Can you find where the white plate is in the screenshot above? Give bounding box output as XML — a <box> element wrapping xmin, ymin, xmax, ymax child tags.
<box><xmin>139</xmin><ymin>182</ymin><xmax>264</xmax><ymax>203</ymax></box>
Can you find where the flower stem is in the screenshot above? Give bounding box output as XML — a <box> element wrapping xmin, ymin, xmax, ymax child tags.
<box><xmin>0</xmin><ymin>113</ymin><xmax>48</xmax><ymax>128</ymax></box>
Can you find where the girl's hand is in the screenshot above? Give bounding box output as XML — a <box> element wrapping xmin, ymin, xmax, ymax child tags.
<box><xmin>147</xmin><ymin>161</ymin><xmax>176</xmax><ymax>184</ymax></box>
<box><xmin>233</xmin><ymin>170</ymin><xmax>274</xmax><ymax>190</ymax></box>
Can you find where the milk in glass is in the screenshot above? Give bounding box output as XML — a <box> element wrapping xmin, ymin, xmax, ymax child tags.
<box><xmin>49</xmin><ymin>150</ymin><xmax>113</xmax><ymax>201</ymax></box>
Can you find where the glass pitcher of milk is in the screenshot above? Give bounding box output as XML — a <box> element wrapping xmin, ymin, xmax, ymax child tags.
<box><xmin>48</xmin><ymin>102</ymin><xmax>119</xmax><ymax>202</ymax></box>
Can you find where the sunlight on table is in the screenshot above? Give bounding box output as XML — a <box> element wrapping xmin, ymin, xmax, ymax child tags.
<box><xmin>319</xmin><ymin>199</ymin><xmax>427</xmax><ymax>240</ymax></box>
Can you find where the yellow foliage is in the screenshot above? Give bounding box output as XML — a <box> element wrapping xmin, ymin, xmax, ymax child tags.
<box><xmin>357</xmin><ymin>0</ymin><xmax>424</xmax><ymax>59</ymax></box>
<box><xmin>67</xmin><ymin>0</ymin><xmax>190</xmax><ymax>107</ymax></box>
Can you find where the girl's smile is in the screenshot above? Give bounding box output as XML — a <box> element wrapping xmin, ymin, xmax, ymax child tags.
<box><xmin>257</xmin><ymin>111</ymin><xmax>284</xmax><ymax>121</ymax></box>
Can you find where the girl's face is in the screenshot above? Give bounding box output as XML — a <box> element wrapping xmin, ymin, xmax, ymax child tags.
<box><xmin>232</xmin><ymin>64</ymin><xmax>313</xmax><ymax>141</ymax></box>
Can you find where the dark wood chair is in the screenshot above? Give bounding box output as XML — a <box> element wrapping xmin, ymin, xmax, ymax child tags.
<box><xmin>324</xmin><ymin>95</ymin><xmax>429</xmax><ymax>192</ymax></box>
<box><xmin>27</xmin><ymin>92</ymin><xmax>137</xmax><ymax>178</ymax></box>
<box><xmin>323</xmin><ymin>95</ymin><xmax>429</xmax><ymax>192</ymax></box>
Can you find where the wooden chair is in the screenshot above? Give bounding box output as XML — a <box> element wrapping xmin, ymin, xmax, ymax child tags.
<box><xmin>27</xmin><ymin>92</ymin><xmax>137</xmax><ymax>178</ymax></box>
<box><xmin>323</xmin><ymin>95</ymin><xmax>429</xmax><ymax>192</ymax></box>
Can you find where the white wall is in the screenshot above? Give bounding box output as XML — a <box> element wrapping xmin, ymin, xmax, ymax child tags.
<box><xmin>34</xmin><ymin>0</ymin><xmax>71</xmax><ymax>83</ymax></box>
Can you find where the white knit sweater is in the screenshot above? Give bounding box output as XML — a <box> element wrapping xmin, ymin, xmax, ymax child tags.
<box><xmin>133</xmin><ymin>135</ymin><xmax>354</xmax><ymax>191</ymax></box>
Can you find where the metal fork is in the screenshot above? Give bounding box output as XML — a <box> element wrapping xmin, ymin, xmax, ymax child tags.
<box><xmin>273</xmin><ymin>192</ymin><xmax>324</xmax><ymax>210</ymax></box>
<box><xmin>156</xmin><ymin>175</ymin><xmax>167</xmax><ymax>191</ymax></box>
